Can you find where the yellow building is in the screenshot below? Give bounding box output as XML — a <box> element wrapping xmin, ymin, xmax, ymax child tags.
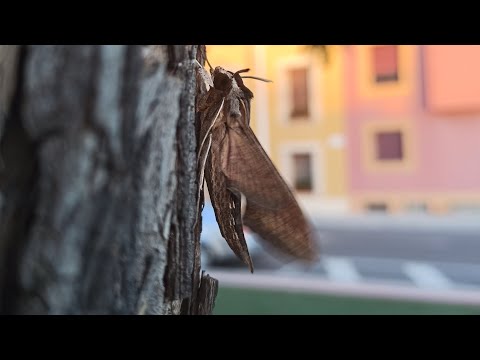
<box><xmin>206</xmin><ymin>45</ymin><xmax>347</xmax><ymax>215</ymax></box>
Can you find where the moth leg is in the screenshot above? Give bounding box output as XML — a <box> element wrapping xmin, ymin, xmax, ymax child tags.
<box><xmin>197</xmin><ymin>98</ymin><xmax>224</xmax><ymax>168</ymax></box>
<box><xmin>205</xmin><ymin>55</ymin><xmax>213</xmax><ymax>72</ymax></box>
<box><xmin>199</xmin><ymin>45</ymin><xmax>213</xmax><ymax>72</ymax></box>
<box><xmin>193</xmin><ymin>133</ymin><xmax>213</xmax><ymax>230</ymax></box>
<box><xmin>198</xmin><ymin>133</ymin><xmax>212</xmax><ymax>196</ymax></box>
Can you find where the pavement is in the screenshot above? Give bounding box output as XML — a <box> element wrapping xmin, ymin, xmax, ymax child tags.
<box><xmin>207</xmin><ymin>267</ymin><xmax>480</xmax><ymax>306</ymax></box>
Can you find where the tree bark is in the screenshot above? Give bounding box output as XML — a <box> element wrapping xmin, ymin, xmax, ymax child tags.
<box><xmin>0</xmin><ymin>45</ymin><xmax>217</xmax><ymax>315</ymax></box>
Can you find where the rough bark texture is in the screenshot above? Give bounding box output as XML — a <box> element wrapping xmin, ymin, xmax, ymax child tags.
<box><xmin>0</xmin><ymin>45</ymin><xmax>218</xmax><ymax>315</ymax></box>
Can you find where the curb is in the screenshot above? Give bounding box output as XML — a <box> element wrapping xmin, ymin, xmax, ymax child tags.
<box><xmin>209</xmin><ymin>269</ymin><xmax>480</xmax><ymax>307</ymax></box>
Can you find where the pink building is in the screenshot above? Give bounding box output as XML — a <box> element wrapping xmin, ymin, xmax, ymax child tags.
<box><xmin>345</xmin><ymin>45</ymin><xmax>480</xmax><ymax>214</ymax></box>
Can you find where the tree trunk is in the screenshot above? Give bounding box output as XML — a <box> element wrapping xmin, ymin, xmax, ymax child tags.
<box><xmin>0</xmin><ymin>45</ymin><xmax>217</xmax><ymax>315</ymax></box>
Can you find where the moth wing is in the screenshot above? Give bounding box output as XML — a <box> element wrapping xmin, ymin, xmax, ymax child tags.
<box><xmin>243</xmin><ymin>198</ymin><xmax>319</xmax><ymax>263</ymax></box>
<box><xmin>223</xmin><ymin>120</ymin><xmax>319</xmax><ymax>262</ymax></box>
<box><xmin>223</xmin><ymin>124</ymin><xmax>290</xmax><ymax>210</ymax></box>
<box><xmin>204</xmin><ymin>124</ymin><xmax>254</xmax><ymax>272</ymax></box>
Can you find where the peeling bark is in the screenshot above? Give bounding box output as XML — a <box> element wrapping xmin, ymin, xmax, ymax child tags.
<box><xmin>0</xmin><ymin>45</ymin><xmax>217</xmax><ymax>315</ymax></box>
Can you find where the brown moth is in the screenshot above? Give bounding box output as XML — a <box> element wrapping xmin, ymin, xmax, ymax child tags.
<box><xmin>195</xmin><ymin>62</ymin><xmax>319</xmax><ymax>273</ymax></box>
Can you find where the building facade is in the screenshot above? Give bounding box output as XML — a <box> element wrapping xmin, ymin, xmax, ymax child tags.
<box><xmin>345</xmin><ymin>45</ymin><xmax>480</xmax><ymax>214</ymax></box>
<box><xmin>206</xmin><ymin>45</ymin><xmax>480</xmax><ymax>216</ymax></box>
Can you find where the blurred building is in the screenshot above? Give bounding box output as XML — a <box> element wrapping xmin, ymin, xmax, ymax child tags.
<box><xmin>345</xmin><ymin>45</ymin><xmax>480</xmax><ymax>215</ymax></box>
<box><xmin>206</xmin><ymin>45</ymin><xmax>348</xmax><ymax>216</ymax></box>
<box><xmin>206</xmin><ymin>45</ymin><xmax>480</xmax><ymax>216</ymax></box>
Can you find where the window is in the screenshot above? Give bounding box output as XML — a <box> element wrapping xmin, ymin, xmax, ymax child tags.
<box><xmin>366</xmin><ymin>202</ymin><xmax>388</xmax><ymax>212</ymax></box>
<box><xmin>372</xmin><ymin>46</ymin><xmax>398</xmax><ymax>83</ymax></box>
<box><xmin>375</xmin><ymin>131</ymin><xmax>403</xmax><ymax>160</ymax></box>
<box><xmin>292</xmin><ymin>153</ymin><xmax>312</xmax><ymax>191</ymax></box>
<box><xmin>363</xmin><ymin>122</ymin><xmax>414</xmax><ymax>173</ymax></box>
<box><xmin>289</xmin><ymin>67</ymin><xmax>309</xmax><ymax>118</ymax></box>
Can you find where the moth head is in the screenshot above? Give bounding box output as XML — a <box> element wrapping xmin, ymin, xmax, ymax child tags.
<box><xmin>207</xmin><ymin>66</ymin><xmax>272</xmax><ymax>120</ymax></box>
<box><xmin>211</xmin><ymin>66</ymin><xmax>254</xmax><ymax>101</ymax></box>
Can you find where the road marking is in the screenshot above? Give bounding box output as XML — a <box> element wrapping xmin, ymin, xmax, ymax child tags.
<box><xmin>323</xmin><ymin>257</ymin><xmax>361</xmax><ymax>283</ymax></box>
<box><xmin>403</xmin><ymin>262</ymin><xmax>452</xmax><ymax>289</ymax></box>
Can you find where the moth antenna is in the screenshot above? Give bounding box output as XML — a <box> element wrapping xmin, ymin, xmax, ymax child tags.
<box><xmin>233</xmin><ymin>68</ymin><xmax>250</xmax><ymax>76</ymax></box>
<box><xmin>197</xmin><ymin>97</ymin><xmax>225</xmax><ymax>167</ymax></box>
<box><xmin>241</xmin><ymin>76</ymin><xmax>273</xmax><ymax>83</ymax></box>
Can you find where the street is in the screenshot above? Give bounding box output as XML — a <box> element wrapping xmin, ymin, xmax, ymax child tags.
<box><xmin>207</xmin><ymin>214</ymin><xmax>480</xmax><ymax>294</ymax></box>
<box><xmin>314</xmin><ymin>214</ymin><xmax>480</xmax><ymax>263</ymax></box>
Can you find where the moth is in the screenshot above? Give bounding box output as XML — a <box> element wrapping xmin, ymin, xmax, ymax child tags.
<box><xmin>195</xmin><ymin>60</ymin><xmax>319</xmax><ymax>273</ymax></box>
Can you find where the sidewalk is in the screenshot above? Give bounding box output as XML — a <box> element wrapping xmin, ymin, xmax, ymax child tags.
<box><xmin>209</xmin><ymin>268</ymin><xmax>480</xmax><ymax>306</ymax></box>
<box><xmin>311</xmin><ymin>213</ymin><xmax>480</xmax><ymax>233</ymax></box>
